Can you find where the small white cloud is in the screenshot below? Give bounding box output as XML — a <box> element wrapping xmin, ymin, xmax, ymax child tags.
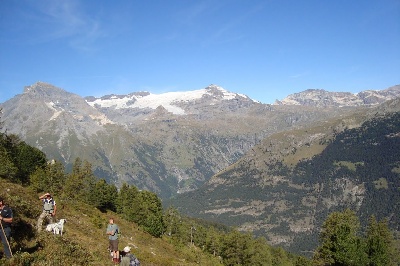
<box><xmin>27</xmin><ymin>0</ymin><xmax>106</xmax><ymax>51</ymax></box>
<box><xmin>290</xmin><ymin>72</ymin><xmax>309</xmax><ymax>79</ymax></box>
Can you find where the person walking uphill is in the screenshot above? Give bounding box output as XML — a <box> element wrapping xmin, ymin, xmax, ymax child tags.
<box><xmin>0</xmin><ymin>197</ymin><xmax>13</xmax><ymax>259</ymax></box>
<box><xmin>37</xmin><ymin>192</ymin><xmax>56</xmax><ymax>232</ymax></box>
<box><xmin>106</xmin><ymin>217</ymin><xmax>120</xmax><ymax>264</ymax></box>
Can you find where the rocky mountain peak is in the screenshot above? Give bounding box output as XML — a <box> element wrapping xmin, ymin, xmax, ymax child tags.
<box><xmin>205</xmin><ymin>84</ymin><xmax>224</xmax><ymax>94</ymax></box>
<box><xmin>23</xmin><ymin>81</ymin><xmax>68</xmax><ymax>99</ymax></box>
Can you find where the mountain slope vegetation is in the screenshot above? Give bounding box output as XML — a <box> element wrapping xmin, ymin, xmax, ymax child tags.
<box><xmin>171</xmin><ymin>100</ymin><xmax>400</xmax><ymax>255</ymax></box>
<box><xmin>0</xmin><ymin>122</ymin><xmax>308</xmax><ymax>265</ymax></box>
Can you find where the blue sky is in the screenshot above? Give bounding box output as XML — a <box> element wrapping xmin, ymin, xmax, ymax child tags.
<box><xmin>1</xmin><ymin>0</ymin><xmax>399</xmax><ymax>104</ymax></box>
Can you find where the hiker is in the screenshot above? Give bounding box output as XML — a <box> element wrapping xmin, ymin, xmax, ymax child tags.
<box><xmin>106</xmin><ymin>217</ymin><xmax>120</xmax><ymax>264</ymax></box>
<box><xmin>0</xmin><ymin>197</ymin><xmax>13</xmax><ymax>259</ymax></box>
<box><xmin>120</xmin><ymin>246</ymin><xmax>140</xmax><ymax>266</ymax></box>
<box><xmin>37</xmin><ymin>192</ymin><xmax>57</xmax><ymax>232</ymax></box>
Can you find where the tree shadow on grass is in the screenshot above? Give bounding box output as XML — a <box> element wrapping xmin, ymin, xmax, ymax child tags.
<box><xmin>11</xmin><ymin>218</ymin><xmax>42</xmax><ymax>253</ymax></box>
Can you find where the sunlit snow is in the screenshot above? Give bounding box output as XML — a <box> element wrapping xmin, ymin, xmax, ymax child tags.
<box><xmin>87</xmin><ymin>86</ymin><xmax>248</xmax><ymax>115</ymax></box>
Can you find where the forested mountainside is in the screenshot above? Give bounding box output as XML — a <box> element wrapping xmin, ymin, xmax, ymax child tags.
<box><xmin>0</xmin><ymin>125</ymin><xmax>309</xmax><ymax>265</ymax></box>
<box><xmin>171</xmin><ymin>101</ymin><xmax>400</xmax><ymax>254</ymax></box>
<box><xmin>1</xmin><ymin>112</ymin><xmax>398</xmax><ymax>265</ymax></box>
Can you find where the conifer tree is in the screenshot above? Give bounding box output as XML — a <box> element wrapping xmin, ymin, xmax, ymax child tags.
<box><xmin>164</xmin><ymin>206</ymin><xmax>181</xmax><ymax>237</ymax></box>
<box><xmin>116</xmin><ymin>183</ymin><xmax>140</xmax><ymax>220</ymax></box>
<box><xmin>221</xmin><ymin>229</ymin><xmax>252</xmax><ymax>265</ymax></box>
<box><xmin>64</xmin><ymin>158</ymin><xmax>91</xmax><ymax>200</ymax></box>
<box><xmin>137</xmin><ymin>190</ymin><xmax>165</xmax><ymax>237</ymax></box>
<box><xmin>15</xmin><ymin>141</ymin><xmax>47</xmax><ymax>183</ymax></box>
<box><xmin>0</xmin><ymin>147</ymin><xmax>18</xmax><ymax>179</ymax></box>
<box><xmin>90</xmin><ymin>179</ymin><xmax>118</xmax><ymax>212</ymax></box>
<box><xmin>250</xmin><ymin>237</ymin><xmax>273</xmax><ymax>266</ymax></box>
<box><xmin>313</xmin><ymin>209</ymin><xmax>367</xmax><ymax>265</ymax></box>
<box><xmin>204</xmin><ymin>226</ymin><xmax>222</xmax><ymax>257</ymax></box>
<box><xmin>46</xmin><ymin>160</ymin><xmax>67</xmax><ymax>195</ymax></box>
<box><xmin>366</xmin><ymin>215</ymin><xmax>397</xmax><ymax>266</ymax></box>
<box><xmin>271</xmin><ymin>246</ymin><xmax>292</xmax><ymax>266</ymax></box>
<box><xmin>30</xmin><ymin>160</ymin><xmax>66</xmax><ymax>194</ymax></box>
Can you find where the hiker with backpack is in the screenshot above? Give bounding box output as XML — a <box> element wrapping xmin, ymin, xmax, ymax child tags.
<box><xmin>106</xmin><ymin>217</ymin><xmax>120</xmax><ymax>264</ymax></box>
<box><xmin>37</xmin><ymin>192</ymin><xmax>57</xmax><ymax>232</ymax></box>
<box><xmin>0</xmin><ymin>197</ymin><xmax>13</xmax><ymax>259</ymax></box>
<box><xmin>120</xmin><ymin>246</ymin><xmax>140</xmax><ymax>266</ymax></box>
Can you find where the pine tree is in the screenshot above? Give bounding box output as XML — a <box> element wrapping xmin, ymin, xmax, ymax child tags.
<box><xmin>15</xmin><ymin>141</ymin><xmax>47</xmax><ymax>183</ymax></box>
<box><xmin>46</xmin><ymin>160</ymin><xmax>67</xmax><ymax>195</ymax></box>
<box><xmin>138</xmin><ymin>190</ymin><xmax>165</xmax><ymax>237</ymax></box>
<box><xmin>221</xmin><ymin>229</ymin><xmax>255</xmax><ymax>265</ymax></box>
<box><xmin>0</xmin><ymin>147</ymin><xmax>18</xmax><ymax>179</ymax></box>
<box><xmin>242</xmin><ymin>236</ymin><xmax>274</xmax><ymax>266</ymax></box>
<box><xmin>90</xmin><ymin>179</ymin><xmax>118</xmax><ymax>212</ymax></box>
<box><xmin>366</xmin><ymin>215</ymin><xmax>396</xmax><ymax>266</ymax></box>
<box><xmin>116</xmin><ymin>183</ymin><xmax>140</xmax><ymax>221</ymax></box>
<box><xmin>204</xmin><ymin>226</ymin><xmax>222</xmax><ymax>257</ymax></box>
<box><xmin>164</xmin><ymin>206</ymin><xmax>181</xmax><ymax>237</ymax></box>
<box><xmin>63</xmin><ymin>158</ymin><xmax>94</xmax><ymax>201</ymax></box>
<box><xmin>313</xmin><ymin>209</ymin><xmax>367</xmax><ymax>265</ymax></box>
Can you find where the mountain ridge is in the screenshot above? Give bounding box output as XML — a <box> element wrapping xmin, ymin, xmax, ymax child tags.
<box><xmin>1</xmin><ymin>82</ymin><xmax>399</xmax><ymax>199</ymax></box>
<box><xmin>1</xmin><ymin>81</ymin><xmax>400</xmax><ymax>256</ymax></box>
<box><xmin>6</xmin><ymin>81</ymin><xmax>399</xmax><ymax>107</ymax></box>
<box><xmin>275</xmin><ymin>85</ymin><xmax>400</xmax><ymax>107</ymax></box>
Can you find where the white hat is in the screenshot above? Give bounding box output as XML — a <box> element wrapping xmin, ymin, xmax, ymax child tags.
<box><xmin>123</xmin><ymin>246</ymin><xmax>131</xmax><ymax>253</ymax></box>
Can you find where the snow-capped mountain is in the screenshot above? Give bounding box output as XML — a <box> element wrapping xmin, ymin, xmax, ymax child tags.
<box><xmin>2</xmin><ymin>81</ymin><xmax>399</xmax><ymax>256</ymax></box>
<box><xmin>1</xmin><ymin>82</ymin><xmax>399</xmax><ymax>199</ymax></box>
<box><xmin>85</xmin><ymin>84</ymin><xmax>254</xmax><ymax>115</ymax></box>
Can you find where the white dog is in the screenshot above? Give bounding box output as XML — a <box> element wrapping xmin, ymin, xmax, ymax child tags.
<box><xmin>46</xmin><ymin>219</ymin><xmax>66</xmax><ymax>235</ymax></box>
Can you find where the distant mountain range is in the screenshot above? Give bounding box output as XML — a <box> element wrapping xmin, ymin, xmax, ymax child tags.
<box><xmin>2</xmin><ymin>81</ymin><xmax>387</xmax><ymax>197</ymax></box>
<box><xmin>275</xmin><ymin>85</ymin><xmax>400</xmax><ymax>107</ymax></box>
<box><xmin>1</xmin><ymin>82</ymin><xmax>399</xmax><ymax>254</ymax></box>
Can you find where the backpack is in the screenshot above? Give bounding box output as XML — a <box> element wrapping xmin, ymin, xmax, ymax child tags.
<box><xmin>128</xmin><ymin>254</ymin><xmax>140</xmax><ymax>266</ymax></box>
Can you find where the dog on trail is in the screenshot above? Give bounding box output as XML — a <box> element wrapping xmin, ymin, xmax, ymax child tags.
<box><xmin>46</xmin><ymin>219</ymin><xmax>66</xmax><ymax>235</ymax></box>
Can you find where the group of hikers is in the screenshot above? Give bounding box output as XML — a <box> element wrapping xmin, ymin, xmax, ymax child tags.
<box><xmin>0</xmin><ymin>193</ymin><xmax>140</xmax><ymax>265</ymax></box>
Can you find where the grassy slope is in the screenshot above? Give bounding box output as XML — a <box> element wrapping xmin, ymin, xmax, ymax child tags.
<box><xmin>0</xmin><ymin>178</ymin><xmax>222</xmax><ymax>266</ymax></box>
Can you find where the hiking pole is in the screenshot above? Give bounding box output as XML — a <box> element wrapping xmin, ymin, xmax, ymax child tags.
<box><xmin>0</xmin><ymin>221</ymin><xmax>13</xmax><ymax>258</ymax></box>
